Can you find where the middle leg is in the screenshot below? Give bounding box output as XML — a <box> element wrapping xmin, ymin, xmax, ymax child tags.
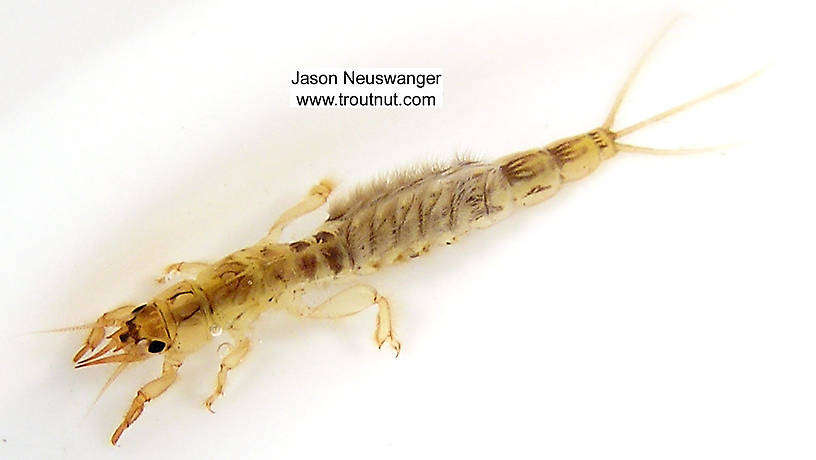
<box><xmin>204</xmin><ymin>332</ymin><xmax>250</xmax><ymax>413</ymax></box>
<box><xmin>203</xmin><ymin>303</ymin><xmax>264</xmax><ymax>412</ymax></box>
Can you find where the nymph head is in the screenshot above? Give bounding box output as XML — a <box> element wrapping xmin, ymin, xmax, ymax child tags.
<box><xmin>73</xmin><ymin>302</ymin><xmax>174</xmax><ymax>369</ymax></box>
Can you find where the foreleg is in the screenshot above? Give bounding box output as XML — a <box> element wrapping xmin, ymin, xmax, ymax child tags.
<box><xmin>111</xmin><ymin>356</ymin><xmax>182</xmax><ymax>445</ymax></box>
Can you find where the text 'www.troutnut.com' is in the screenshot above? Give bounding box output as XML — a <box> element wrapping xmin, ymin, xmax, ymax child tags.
<box><xmin>289</xmin><ymin>68</ymin><xmax>443</xmax><ymax>108</ymax></box>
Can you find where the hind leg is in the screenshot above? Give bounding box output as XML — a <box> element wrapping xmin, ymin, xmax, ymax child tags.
<box><xmin>262</xmin><ymin>179</ymin><xmax>334</xmax><ymax>243</ymax></box>
<box><xmin>155</xmin><ymin>261</ymin><xmax>209</xmax><ymax>283</ymax></box>
<box><xmin>289</xmin><ymin>284</ymin><xmax>401</xmax><ymax>356</ymax></box>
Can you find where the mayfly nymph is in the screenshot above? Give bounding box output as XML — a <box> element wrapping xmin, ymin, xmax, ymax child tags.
<box><xmin>66</xmin><ymin>24</ymin><xmax>759</xmax><ymax>445</ymax></box>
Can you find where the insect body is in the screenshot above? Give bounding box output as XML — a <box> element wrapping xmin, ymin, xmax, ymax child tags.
<box><xmin>70</xmin><ymin>26</ymin><xmax>758</xmax><ymax>445</ymax></box>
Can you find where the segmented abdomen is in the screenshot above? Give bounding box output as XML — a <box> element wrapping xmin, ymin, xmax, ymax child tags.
<box><xmin>314</xmin><ymin>159</ymin><xmax>514</xmax><ymax>274</ymax></box>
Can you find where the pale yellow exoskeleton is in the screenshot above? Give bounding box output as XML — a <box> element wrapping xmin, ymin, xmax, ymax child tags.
<box><xmin>67</xmin><ymin>24</ymin><xmax>760</xmax><ymax>445</ymax></box>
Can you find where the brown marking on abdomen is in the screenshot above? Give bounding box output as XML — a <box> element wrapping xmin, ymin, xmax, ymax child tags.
<box><xmin>298</xmin><ymin>253</ymin><xmax>318</xmax><ymax>279</ymax></box>
<box><xmin>289</xmin><ymin>241</ymin><xmax>310</xmax><ymax>253</ymax></box>
<box><xmin>500</xmin><ymin>152</ymin><xmax>539</xmax><ymax>184</ymax></box>
<box><xmin>524</xmin><ymin>184</ymin><xmax>552</xmax><ymax>197</ymax></box>
<box><xmin>314</xmin><ymin>231</ymin><xmax>335</xmax><ymax>243</ymax></box>
<box><xmin>320</xmin><ymin>244</ymin><xmax>346</xmax><ymax>275</ymax></box>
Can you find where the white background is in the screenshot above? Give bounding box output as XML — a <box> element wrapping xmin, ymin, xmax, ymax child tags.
<box><xmin>1</xmin><ymin>1</ymin><xmax>814</xmax><ymax>459</ymax></box>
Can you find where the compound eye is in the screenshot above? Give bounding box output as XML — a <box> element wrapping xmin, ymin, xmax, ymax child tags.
<box><xmin>148</xmin><ymin>340</ymin><xmax>166</xmax><ymax>353</ymax></box>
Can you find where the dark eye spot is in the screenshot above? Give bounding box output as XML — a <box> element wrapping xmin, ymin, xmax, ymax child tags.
<box><xmin>132</xmin><ymin>304</ymin><xmax>147</xmax><ymax>314</ymax></box>
<box><xmin>148</xmin><ymin>340</ymin><xmax>166</xmax><ymax>353</ymax></box>
<box><xmin>119</xmin><ymin>332</ymin><xmax>130</xmax><ymax>342</ymax></box>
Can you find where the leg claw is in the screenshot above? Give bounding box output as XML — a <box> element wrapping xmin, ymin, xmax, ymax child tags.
<box><xmin>377</xmin><ymin>334</ymin><xmax>401</xmax><ymax>358</ymax></box>
<box><xmin>204</xmin><ymin>390</ymin><xmax>223</xmax><ymax>414</ymax></box>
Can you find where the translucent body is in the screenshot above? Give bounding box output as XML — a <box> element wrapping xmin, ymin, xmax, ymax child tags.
<box><xmin>68</xmin><ymin>25</ymin><xmax>760</xmax><ymax>445</ymax></box>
